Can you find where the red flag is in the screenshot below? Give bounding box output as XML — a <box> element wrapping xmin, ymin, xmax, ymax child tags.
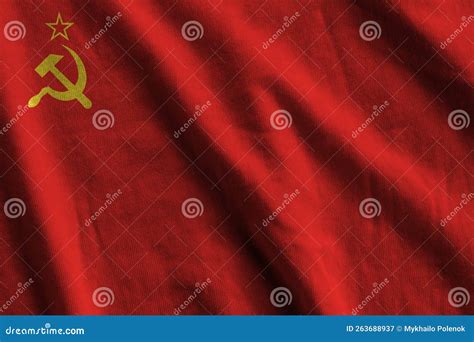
<box><xmin>0</xmin><ymin>0</ymin><xmax>472</xmax><ymax>315</ymax></box>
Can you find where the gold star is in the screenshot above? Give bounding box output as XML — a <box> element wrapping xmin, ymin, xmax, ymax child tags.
<box><xmin>46</xmin><ymin>13</ymin><xmax>74</xmax><ymax>41</ymax></box>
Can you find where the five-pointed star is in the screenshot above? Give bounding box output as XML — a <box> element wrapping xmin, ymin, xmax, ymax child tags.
<box><xmin>46</xmin><ymin>13</ymin><xmax>74</xmax><ymax>41</ymax></box>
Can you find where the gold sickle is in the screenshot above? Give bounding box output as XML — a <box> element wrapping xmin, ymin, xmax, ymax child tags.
<box><xmin>28</xmin><ymin>45</ymin><xmax>91</xmax><ymax>109</ymax></box>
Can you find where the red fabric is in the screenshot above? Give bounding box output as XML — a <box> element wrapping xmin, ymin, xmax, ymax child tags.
<box><xmin>0</xmin><ymin>0</ymin><xmax>472</xmax><ymax>315</ymax></box>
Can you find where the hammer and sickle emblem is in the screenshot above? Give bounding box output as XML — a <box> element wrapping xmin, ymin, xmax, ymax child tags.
<box><xmin>28</xmin><ymin>45</ymin><xmax>92</xmax><ymax>109</ymax></box>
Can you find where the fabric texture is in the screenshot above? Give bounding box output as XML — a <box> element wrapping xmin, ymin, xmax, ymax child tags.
<box><xmin>0</xmin><ymin>0</ymin><xmax>472</xmax><ymax>315</ymax></box>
